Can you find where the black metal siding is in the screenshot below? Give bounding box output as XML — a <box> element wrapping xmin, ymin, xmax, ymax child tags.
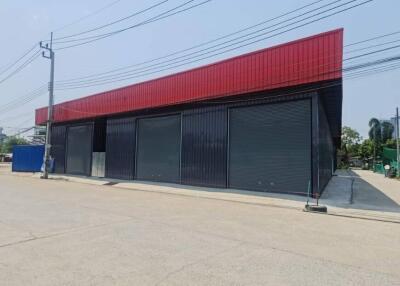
<box><xmin>105</xmin><ymin>117</ymin><xmax>136</xmax><ymax>180</ymax></box>
<box><xmin>66</xmin><ymin>124</ymin><xmax>93</xmax><ymax>176</ymax></box>
<box><xmin>136</xmin><ymin>115</ymin><xmax>181</xmax><ymax>183</ymax></box>
<box><xmin>228</xmin><ymin>100</ymin><xmax>312</xmax><ymax>195</ymax></box>
<box><xmin>318</xmin><ymin>101</ymin><xmax>334</xmax><ymax>192</ymax></box>
<box><xmin>181</xmin><ymin>106</ymin><xmax>228</xmax><ymax>187</ymax></box>
<box><xmin>50</xmin><ymin>125</ymin><xmax>66</xmax><ymax>174</ymax></box>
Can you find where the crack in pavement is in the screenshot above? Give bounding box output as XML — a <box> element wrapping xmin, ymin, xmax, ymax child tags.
<box><xmin>153</xmin><ymin>241</ymin><xmax>246</xmax><ymax>286</ymax></box>
<box><xmin>0</xmin><ymin>217</ymin><xmax>135</xmax><ymax>249</ymax></box>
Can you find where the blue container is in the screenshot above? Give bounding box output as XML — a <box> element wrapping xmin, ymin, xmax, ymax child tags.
<box><xmin>12</xmin><ymin>145</ymin><xmax>45</xmax><ymax>172</ymax></box>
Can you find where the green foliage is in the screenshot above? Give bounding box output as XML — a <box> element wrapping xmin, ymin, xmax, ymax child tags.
<box><xmin>368</xmin><ymin>118</ymin><xmax>382</xmax><ymax>144</ymax></box>
<box><xmin>384</xmin><ymin>138</ymin><xmax>397</xmax><ymax>149</ymax></box>
<box><xmin>0</xmin><ymin>136</ymin><xmax>29</xmax><ymax>153</ymax></box>
<box><xmin>358</xmin><ymin>139</ymin><xmax>374</xmax><ymax>160</ymax></box>
<box><xmin>342</xmin><ymin>126</ymin><xmax>362</xmax><ymax>147</ymax></box>
<box><xmin>381</xmin><ymin>121</ymin><xmax>394</xmax><ymax>142</ymax></box>
<box><xmin>340</xmin><ymin>126</ymin><xmax>362</xmax><ymax>165</ymax></box>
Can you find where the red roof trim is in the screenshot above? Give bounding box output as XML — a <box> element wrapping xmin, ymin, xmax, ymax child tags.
<box><xmin>36</xmin><ymin>29</ymin><xmax>343</xmax><ymax>124</ymax></box>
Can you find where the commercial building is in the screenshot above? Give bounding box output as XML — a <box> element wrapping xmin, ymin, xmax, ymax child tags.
<box><xmin>35</xmin><ymin>29</ymin><xmax>343</xmax><ymax>197</ymax></box>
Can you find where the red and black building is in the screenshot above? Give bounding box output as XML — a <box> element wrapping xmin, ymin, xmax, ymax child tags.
<box><xmin>36</xmin><ymin>29</ymin><xmax>343</xmax><ymax>196</ymax></box>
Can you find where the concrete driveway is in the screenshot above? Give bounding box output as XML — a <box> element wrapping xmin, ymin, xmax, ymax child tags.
<box><xmin>0</xmin><ymin>172</ymin><xmax>400</xmax><ymax>286</ymax></box>
<box><xmin>321</xmin><ymin>169</ymin><xmax>400</xmax><ymax>214</ymax></box>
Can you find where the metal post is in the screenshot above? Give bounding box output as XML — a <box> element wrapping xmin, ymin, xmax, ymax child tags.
<box><xmin>396</xmin><ymin>107</ymin><xmax>399</xmax><ymax>178</ymax></box>
<box><xmin>40</xmin><ymin>32</ymin><xmax>55</xmax><ymax>179</ymax></box>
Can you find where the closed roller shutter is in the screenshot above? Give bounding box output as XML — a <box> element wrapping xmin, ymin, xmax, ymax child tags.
<box><xmin>105</xmin><ymin>117</ymin><xmax>136</xmax><ymax>180</ymax></box>
<box><xmin>136</xmin><ymin>115</ymin><xmax>181</xmax><ymax>183</ymax></box>
<box><xmin>229</xmin><ymin>100</ymin><xmax>311</xmax><ymax>195</ymax></box>
<box><xmin>51</xmin><ymin>125</ymin><xmax>66</xmax><ymax>173</ymax></box>
<box><xmin>66</xmin><ymin>124</ymin><xmax>93</xmax><ymax>176</ymax></box>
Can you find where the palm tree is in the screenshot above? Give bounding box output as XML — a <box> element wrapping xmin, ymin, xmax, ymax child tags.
<box><xmin>381</xmin><ymin>121</ymin><xmax>394</xmax><ymax>143</ymax></box>
<box><xmin>369</xmin><ymin>118</ymin><xmax>381</xmax><ymax>166</ymax></box>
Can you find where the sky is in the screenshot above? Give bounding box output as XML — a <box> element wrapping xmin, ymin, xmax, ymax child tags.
<box><xmin>0</xmin><ymin>0</ymin><xmax>399</xmax><ymax>139</ymax></box>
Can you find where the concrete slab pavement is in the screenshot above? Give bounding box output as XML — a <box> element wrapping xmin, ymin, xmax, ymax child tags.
<box><xmin>0</xmin><ymin>173</ymin><xmax>400</xmax><ymax>285</ymax></box>
<box><xmin>2</xmin><ymin>162</ymin><xmax>400</xmax><ymax>222</ymax></box>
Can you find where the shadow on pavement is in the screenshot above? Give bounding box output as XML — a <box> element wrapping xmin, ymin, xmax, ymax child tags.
<box><xmin>348</xmin><ymin>170</ymin><xmax>400</xmax><ymax>213</ymax></box>
<box><xmin>322</xmin><ymin>169</ymin><xmax>400</xmax><ymax>213</ymax></box>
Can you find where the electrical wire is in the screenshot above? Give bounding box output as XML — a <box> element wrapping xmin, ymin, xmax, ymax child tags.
<box><xmin>0</xmin><ymin>85</ymin><xmax>48</xmax><ymax>114</ymax></box>
<box><xmin>55</xmin><ymin>0</ymin><xmax>372</xmax><ymax>88</ymax></box>
<box><xmin>0</xmin><ymin>50</ymin><xmax>41</xmax><ymax>85</ymax></box>
<box><xmin>344</xmin><ymin>38</ymin><xmax>400</xmax><ymax>54</ymax></box>
<box><xmin>0</xmin><ymin>112</ymin><xmax>32</xmax><ymax>123</ymax></box>
<box><xmin>53</xmin><ymin>0</ymin><xmax>169</xmax><ymax>40</ymax></box>
<box><xmin>0</xmin><ymin>44</ymin><xmax>38</xmax><ymax>77</ymax></box>
<box><xmin>53</xmin><ymin>62</ymin><xmax>400</xmax><ymax>117</ymax></box>
<box><xmin>55</xmin><ymin>1</ymin><xmax>375</xmax><ymax>90</ymax></box>
<box><xmin>343</xmin><ymin>44</ymin><xmax>400</xmax><ymax>61</ymax></box>
<box><xmin>53</xmin><ymin>0</ymin><xmax>124</xmax><ymax>32</ymax></box>
<box><xmin>55</xmin><ymin>0</ymin><xmax>332</xmax><ymax>83</ymax></box>
<box><xmin>345</xmin><ymin>29</ymin><xmax>400</xmax><ymax>47</ymax></box>
<box><xmin>7</xmin><ymin>126</ymin><xmax>36</xmax><ymax>138</ymax></box>
<box><xmin>56</xmin><ymin>0</ymin><xmax>348</xmax><ymax>84</ymax></box>
<box><xmin>52</xmin><ymin>0</ymin><xmax>212</xmax><ymax>50</ymax></box>
<box><xmin>56</xmin><ymin>0</ymin><xmax>348</xmax><ymax>83</ymax></box>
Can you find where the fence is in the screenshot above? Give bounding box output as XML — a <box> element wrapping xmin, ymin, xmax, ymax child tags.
<box><xmin>12</xmin><ymin>145</ymin><xmax>44</xmax><ymax>172</ymax></box>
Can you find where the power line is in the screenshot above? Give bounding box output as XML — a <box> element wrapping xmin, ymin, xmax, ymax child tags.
<box><xmin>345</xmin><ymin>29</ymin><xmax>400</xmax><ymax>47</ymax></box>
<box><xmin>55</xmin><ymin>0</ymin><xmax>374</xmax><ymax>90</ymax></box>
<box><xmin>55</xmin><ymin>0</ymin><xmax>363</xmax><ymax>86</ymax></box>
<box><xmin>0</xmin><ymin>85</ymin><xmax>48</xmax><ymax>114</ymax></box>
<box><xmin>7</xmin><ymin>126</ymin><xmax>36</xmax><ymax>138</ymax></box>
<box><xmin>344</xmin><ymin>38</ymin><xmax>400</xmax><ymax>54</ymax></box>
<box><xmin>53</xmin><ymin>60</ymin><xmax>400</xmax><ymax>116</ymax></box>
<box><xmin>0</xmin><ymin>44</ymin><xmax>38</xmax><ymax>77</ymax></box>
<box><xmin>54</xmin><ymin>53</ymin><xmax>400</xmax><ymax>92</ymax></box>
<box><xmin>344</xmin><ymin>44</ymin><xmax>400</xmax><ymax>61</ymax></box>
<box><xmin>0</xmin><ymin>112</ymin><xmax>32</xmax><ymax>123</ymax></box>
<box><xmin>53</xmin><ymin>0</ymin><xmax>212</xmax><ymax>50</ymax></box>
<box><xmin>53</xmin><ymin>0</ymin><xmax>124</xmax><ymax>32</ymax></box>
<box><xmin>56</xmin><ymin>0</ymin><xmax>346</xmax><ymax>84</ymax></box>
<box><xmin>53</xmin><ymin>0</ymin><xmax>168</xmax><ymax>40</ymax></box>
<box><xmin>55</xmin><ymin>0</ymin><xmax>332</xmax><ymax>83</ymax></box>
<box><xmin>52</xmin><ymin>0</ymin><xmax>204</xmax><ymax>44</ymax></box>
<box><xmin>0</xmin><ymin>50</ymin><xmax>41</xmax><ymax>85</ymax></box>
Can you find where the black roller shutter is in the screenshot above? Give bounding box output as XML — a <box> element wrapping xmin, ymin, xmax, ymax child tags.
<box><xmin>105</xmin><ymin>117</ymin><xmax>136</xmax><ymax>180</ymax></box>
<box><xmin>229</xmin><ymin>100</ymin><xmax>311</xmax><ymax>195</ymax></box>
<box><xmin>50</xmin><ymin>125</ymin><xmax>66</xmax><ymax>173</ymax></box>
<box><xmin>136</xmin><ymin>115</ymin><xmax>181</xmax><ymax>183</ymax></box>
<box><xmin>66</xmin><ymin>124</ymin><xmax>93</xmax><ymax>176</ymax></box>
<box><xmin>181</xmin><ymin>106</ymin><xmax>227</xmax><ymax>187</ymax></box>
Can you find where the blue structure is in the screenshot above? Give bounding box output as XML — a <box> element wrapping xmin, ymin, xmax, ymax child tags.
<box><xmin>12</xmin><ymin>145</ymin><xmax>44</xmax><ymax>172</ymax></box>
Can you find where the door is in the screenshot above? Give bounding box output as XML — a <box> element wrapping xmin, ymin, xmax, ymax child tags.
<box><xmin>229</xmin><ymin>100</ymin><xmax>311</xmax><ymax>194</ymax></box>
<box><xmin>136</xmin><ymin>115</ymin><xmax>181</xmax><ymax>183</ymax></box>
<box><xmin>50</xmin><ymin>125</ymin><xmax>66</xmax><ymax>173</ymax></box>
<box><xmin>66</xmin><ymin>124</ymin><xmax>93</xmax><ymax>176</ymax></box>
<box><xmin>105</xmin><ymin>117</ymin><xmax>136</xmax><ymax>180</ymax></box>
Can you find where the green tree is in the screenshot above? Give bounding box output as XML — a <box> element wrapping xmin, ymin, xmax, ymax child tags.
<box><xmin>369</xmin><ymin>118</ymin><xmax>382</xmax><ymax>164</ymax></box>
<box><xmin>0</xmin><ymin>136</ymin><xmax>29</xmax><ymax>153</ymax></box>
<box><xmin>368</xmin><ymin>118</ymin><xmax>382</xmax><ymax>143</ymax></box>
<box><xmin>358</xmin><ymin>139</ymin><xmax>374</xmax><ymax>161</ymax></box>
<box><xmin>381</xmin><ymin>121</ymin><xmax>394</xmax><ymax>143</ymax></box>
<box><xmin>342</xmin><ymin>126</ymin><xmax>362</xmax><ymax>147</ymax></box>
<box><xmin>340</xmin><ymin>126</ymin><xmax>362</xmax><ymax>166</ymax></box>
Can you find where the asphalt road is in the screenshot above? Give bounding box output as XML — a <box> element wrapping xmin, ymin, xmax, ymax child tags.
<box><xmin>0</xmin><ymin>173</ymin><xmax>399</xmax><ymax>286</ymax></box>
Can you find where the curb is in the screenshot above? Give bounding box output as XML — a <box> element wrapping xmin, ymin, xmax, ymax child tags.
<box><xmin>5</xmin><ymin>171</ymin><xmax>400</xmax><ymax>224</ymax></box>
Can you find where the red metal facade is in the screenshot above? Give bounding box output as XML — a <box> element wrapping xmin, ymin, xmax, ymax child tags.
<box><xmin>36</xmin><ymin>29</ymin><xmax>343</xmax><ymax>124</ymax></box>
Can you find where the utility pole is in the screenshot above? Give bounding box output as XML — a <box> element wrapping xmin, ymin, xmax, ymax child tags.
<box><xmin>396</xmin><ymin>107</ymin><xmax>399</xmax><ymax>178</ymax></box>
<box><xmin>40</xmin><ymin>32</ymin><xmax>55</xmax><ymax>179</ymax></box>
